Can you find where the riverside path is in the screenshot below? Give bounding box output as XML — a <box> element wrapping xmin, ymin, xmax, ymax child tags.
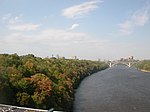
<box><xmin>73</xmin><ymin>65</ymin><xmax>150</xmax><ymax>112</ymax></box>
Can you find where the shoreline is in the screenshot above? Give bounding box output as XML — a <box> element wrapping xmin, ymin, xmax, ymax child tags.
<box><xmin>138</xmin><ymin>69</ymin><xmax>150</xmax><ymax>73</ymax></box>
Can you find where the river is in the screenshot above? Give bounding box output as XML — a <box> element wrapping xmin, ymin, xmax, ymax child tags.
<box><xmin>73</xmin><ymin>65</ymin><xmax>150</xmax><ymax>112</ymax></box>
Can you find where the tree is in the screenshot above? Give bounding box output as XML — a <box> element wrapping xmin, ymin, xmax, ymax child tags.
<box><xmin>30</xmin><ymin>73</ymin><xmax>53</xmax><ymax>108</ymax></box>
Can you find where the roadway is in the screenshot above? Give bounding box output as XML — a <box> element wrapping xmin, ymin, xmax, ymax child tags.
<box><xmin>73</xmin><ymin>65</ymin><xmax>150</xmax><ymax>112</ymax></box>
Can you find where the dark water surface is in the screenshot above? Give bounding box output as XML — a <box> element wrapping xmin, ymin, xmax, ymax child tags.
<box><xmin>73</xmin><ymin>65</ymin><xmax>150</xmax><ymax>112</ymax></box>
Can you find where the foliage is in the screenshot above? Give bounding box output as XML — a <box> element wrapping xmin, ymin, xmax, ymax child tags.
<box><xmin>0</xmin><ymin>53</ymin><xmax>108</xmax><ymax>111</ymax></box>
<box><xmin>136</xmin><ymin>60</ymin><xmax>150</xmax><ymax>71</ymax></box>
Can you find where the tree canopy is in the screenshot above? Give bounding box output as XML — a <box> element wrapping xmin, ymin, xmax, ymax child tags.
<box><xmin>136</xmin><ymin>60</ymin><xmax>150</xmax><ymax>71</ymax></box>
<box><xmin>0</xmin><ymin>53</ymin><xmax>108</xmax><ymax>112</ymax></box>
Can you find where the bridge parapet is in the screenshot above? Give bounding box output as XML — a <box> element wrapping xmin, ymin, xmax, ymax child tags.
<box><xmin>0</xmin><ymin>104</ymin><xmax>63</xmax><ymax>112</ymax></box>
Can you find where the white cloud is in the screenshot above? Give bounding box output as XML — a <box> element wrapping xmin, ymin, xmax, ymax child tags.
<box><xmin>1</xmin><ymin>13</ymin><xmax>12</xmax><ymax>21</ymax></box>
<box><xmin>119</xmin><ymin>21</ymin><xmax>133</xmax><ymax>35</ymax></box>
<box><xmin>62</xmin><ymin>0</ymin><xmax>103</xmax><ymax>19</ymax></box>
<box><xmin>69</xmin><ymin>24</ymin><xmax>79</xmax><ymax>30</ymax></box>
<box><xmin>0</xmin><ymin>13</ymin><xmax>107</xmax><ymax>60</ymax></box>
<box><xmin>8</xmin><ymin>15</ymin><xmax>23</xmax><ymax>24</ymax></box>
<box><xmin>132</xmin><ymin>7</ymin><xmax>149</xmax><ymax>26</ymax></box>
<box><xmin>1</xmin><ymin>14</ymin><xmax>40</xmax><ymax>31</ymax></box>
<box><xmin>1</xmin><ymin>27</ymin><xmax>149</xmax><ymax>60</ymax></box>
<box><xmin>1</xmin><ymin>13</ymin><xmax>22</xmax><ymax>24</ymax></box>
<box><xmin>37</xmin><ymin>28</ymin><xmax>86</xmax><ymax>42</ymax></box>
<box><xmin>119</xmin><ymin>5</ymin><xmax>150</xmax><ymax>35</ymax></box>
<box><xmin>8</xmin><ymin>23</ymin><xmax>40</xmax><ymax>31</ymax></box>
<box><xmin>0</xmin><ymin>28</ymin><xmax>109</xmax><ymax>59</ymax></box>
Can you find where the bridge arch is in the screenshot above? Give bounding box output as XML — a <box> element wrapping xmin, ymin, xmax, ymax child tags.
<box><xmin>111</xmin><ymin>62</ymin><xmax>130</xmax><ymax>67</ymax></box>
<box><xmin>106</xmin><ymin>60</ymin><xmax>138</xmax><ymax>68</ymax></box>
<box><xmin>109</xmin><ymin>62</ymin><xmax>132</xmax><ymax>68</ymax></box>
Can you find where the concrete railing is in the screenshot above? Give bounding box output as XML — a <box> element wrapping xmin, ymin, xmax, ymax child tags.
<box><xmin>0</xmin><ymin>104</ymin><xmax>64</xmax><ymax>112</ymax></box>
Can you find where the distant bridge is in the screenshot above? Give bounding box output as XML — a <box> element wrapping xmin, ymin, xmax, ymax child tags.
<box><xmin>106</xmin><ymin>60</ymin><xmax>138</xmax><ymax>68</ymax></box>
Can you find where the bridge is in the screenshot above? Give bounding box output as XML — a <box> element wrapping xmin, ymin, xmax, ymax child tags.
<box><xmin>106</xmin><ymin>60</ymin><xmax>138</xmax><ymax>68</ymax></box>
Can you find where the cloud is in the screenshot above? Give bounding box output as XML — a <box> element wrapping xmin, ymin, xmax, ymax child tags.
<box><xmin>62</xmin><ymin>0</ymin><xmax>103</xmax><ymax>19</ymax></box>
<box><xmin>8</xmin><ymin>15</ymin><xmax>23</xmax><ymax>24</ymax></box>
<box><xmin>8</xmin><ymin>23</ymin><xmax>40</xmax><ymax>31</ymax></box>
<box><xmin>1</xmin><ymin>13</ymin><xmax>12</xmax><ymax>21</ymax></box>
<box><xmin>1</xmin><ymin>13</ymin><xmax>40</xmax><ymax>31</ymax></box>
<box><xmin>1</xmin><ymin>13</ymin><xmax>22</xmax><ymax>24</ymax></box>
<box><xmin>1</xmin><ymin>27</ymin><xmax>149</xmax><ymax>60</ymax></box>
<box><xmin>119</xmin><ymin>4</ymin><xmax>150</xmax><ymax>35</ymax></box>
<box><xmin>0</xmin><ymin>14</ymin><xmax>108</xmax><ymax>59</ymax></box>
<box><xmin>132</xmin><ymin>7</ymin><xmax>149</xmax><ymax>26</ymax></box>
<box><xmin>36</xmin><ymin>28</ymin><xmax>87</xmax><ymax>44</ymax></box>
<box><xmin>0</xmin><ymin>28</ymin><xmax>109</xmax><ymax>59</ymax></box>
<box><xmin>119</xmin><ymin>21</ymin><xmax>133</xmax><ymax>35</ymax></box>
<box><xmin>69</xmin><ymin>24</ymin><xmax>79</xmax><ymax>30</ymax></box>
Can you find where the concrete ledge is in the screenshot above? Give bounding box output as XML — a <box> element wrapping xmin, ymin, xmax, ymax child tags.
<box><xmin>0</xmin><ymin>104</ymin><xmax>65</xmax><ymax>112</ymax></box>
<box><xmin>0</xmin><ymin>104</ymin><xmax>49</xmax><ymax>112</ymax></box>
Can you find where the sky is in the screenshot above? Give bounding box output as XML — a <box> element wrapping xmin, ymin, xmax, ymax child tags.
<box><xmin>0</xmin><ymin>0</ymin><xmax>150</xmax><ymax>60</ymax></box>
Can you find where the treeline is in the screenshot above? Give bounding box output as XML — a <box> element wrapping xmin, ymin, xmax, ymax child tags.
<box><xmin>0</xmin><ymin>53</ymin><xmax>108</xmax><ymax>111</ymax></box>
<box><xmin>136</xmin><ymin>60</ymin><xmax>150</xmax><ymax>71</ymax></box>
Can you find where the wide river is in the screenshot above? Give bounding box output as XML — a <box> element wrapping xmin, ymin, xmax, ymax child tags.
<box><xmin>73</xmin><ymin>65</ymin><xmax>150</xmax><ymax>112</ymax></box>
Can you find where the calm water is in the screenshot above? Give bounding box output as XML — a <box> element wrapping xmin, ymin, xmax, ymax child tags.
<box><xmin>73</xmin><ymin>65</ymin><xmax>150</xmax><ymax>112</ymax></box>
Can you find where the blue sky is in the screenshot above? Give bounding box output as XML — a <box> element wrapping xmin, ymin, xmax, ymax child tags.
<box><xmin>0</xmin><ymin>0</ymin><xmax>150</xmax><ymax>60</ymax></box>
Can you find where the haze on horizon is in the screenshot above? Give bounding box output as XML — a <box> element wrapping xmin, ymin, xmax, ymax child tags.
<box><xmin>0</xmin><ymin>0</ymin><xmax>150</xmax><ymax>60</ymax></box>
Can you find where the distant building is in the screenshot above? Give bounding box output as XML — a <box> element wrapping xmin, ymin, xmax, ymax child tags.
<box><xmin>72</xmin><ymin>56</ymin><xmax>77</xmax><ymax>60</ymax></box>
<box><xmin>131</xmin><ymin>56</ymin><xmax>134</xmax><ymax>59</ymax></box>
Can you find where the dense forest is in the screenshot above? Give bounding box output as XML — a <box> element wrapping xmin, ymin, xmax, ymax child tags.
<box><xmin>136</xmin><ymin>60</ymin><xmax>150</xmax><ymax>71</ymax></box>
<box><xmin>0</xmin><ymin>53</ymin><xmax>108</xmax><ymax>111</ymax></box>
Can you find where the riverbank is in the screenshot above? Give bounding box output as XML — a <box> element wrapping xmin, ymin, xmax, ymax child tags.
<box><xmin>136</xmin><ymin>60</ymin><xmax>150</xmax><ymax>73</ymax></box>
<box><xmin>139</xmin><ymin>69</ymin><xmax>150</xmax><ymax>73</ymax></box>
